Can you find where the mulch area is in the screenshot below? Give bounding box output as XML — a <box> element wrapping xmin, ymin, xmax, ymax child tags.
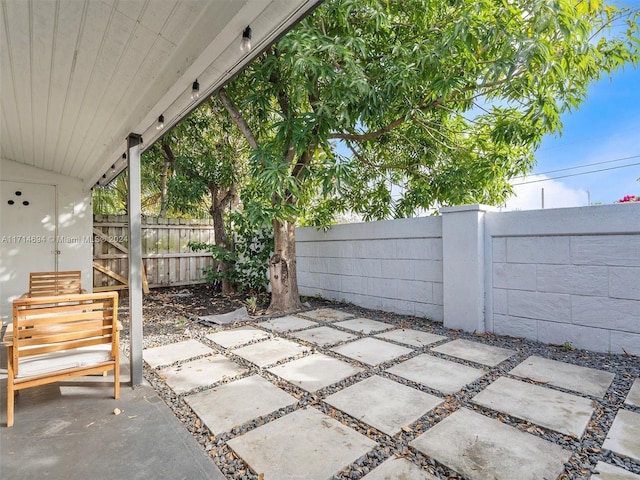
<box><xmin>118</xmin><ymin>284</ymin><xmax>337</xmax><ymax>351</ymax></box>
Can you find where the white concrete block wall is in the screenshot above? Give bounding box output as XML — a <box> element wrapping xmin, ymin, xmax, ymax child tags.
<box><xmin>296</xmin><ymin>217</ymin><xmax>444</xmax><ymax>320</ymax></box>
<box><xmin>487</xmin><ymin>203</ymin><xmax>640</xmax><ymax>355</ymax></box>
<box><xmin>296</xmin><ymin>203</ymin><xmax>639</xmax><ymax>354</ymax></box>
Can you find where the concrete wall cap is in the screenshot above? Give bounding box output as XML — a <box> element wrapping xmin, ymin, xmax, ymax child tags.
<box><xmin>439</xmin><ymin>204</ymin><xmax>499</xmax><ymax>214</ymax></box>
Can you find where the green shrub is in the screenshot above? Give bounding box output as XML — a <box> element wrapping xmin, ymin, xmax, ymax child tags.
<box><xmin>189</xmin><ymin>212</ymin><xmax>273</xmax><ymax>293</ymax></box>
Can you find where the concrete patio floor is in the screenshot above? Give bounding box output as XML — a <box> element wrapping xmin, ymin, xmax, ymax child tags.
<box><xmin>0</xmin><ymin>358</ymin><xmax>225</xmax><ymax>480</ymax></box>
<box><xmin>2</xmin><ymin>307</ymin><xmax>639</xmax><ymax>480</ymax></box>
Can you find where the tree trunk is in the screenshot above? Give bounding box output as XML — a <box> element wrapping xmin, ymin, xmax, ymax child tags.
<box><xmin>158</xmin><ymin>160</ymin><xmax>169</xmax><ymax>218</ymax></box>
<box><xmin>267</xmin><ymin>218</ymin><xmax>302</xmax><ymax>314</ymax></box>
<box><xmin>210</xmin><ymin>196</ymin><xmax>235</xmax><ymax>295</ymax></box>
<box><xmin>159</xmin><ymin>142</ymin><xmax>175</xmax><ymax>218</ymax></box>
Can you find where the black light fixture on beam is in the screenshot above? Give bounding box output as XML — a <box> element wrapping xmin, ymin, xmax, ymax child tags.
<box><xmin>156</xmin><ymin>114</ymin><xmax>164</xmax><ymax>130</ymax></box>
<box><xmin>241</xmin><ymin>26</ymin><xmax>252</xmax><ymax>53</ymax></box>
<box><xmin>191</xmin><ymin>79</ymin><xmax>200</xmax><ymax>100</ymax></box>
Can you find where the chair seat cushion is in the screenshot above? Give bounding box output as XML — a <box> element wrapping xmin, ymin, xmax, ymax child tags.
<box><xmin>16</xmin><ymin>344</ymin><xmax>113</xmax><ymax>378</ymax></box>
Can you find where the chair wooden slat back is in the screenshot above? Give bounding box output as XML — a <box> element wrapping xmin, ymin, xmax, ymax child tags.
<box><xmin>28</xmin><ymin>270</ymin><xmax>83</xmax><ymax>296</ymax></box>
<box><xmin>12</xmin><ymin>294</ymin><xmax>119</xmax><ymax>369</ymax></box>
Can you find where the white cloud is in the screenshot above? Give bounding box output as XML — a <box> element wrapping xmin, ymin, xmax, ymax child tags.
<box><xmin>502</xmin><ymin>175</ymin><xmax>589</xmax><ymax>211</ymax></box>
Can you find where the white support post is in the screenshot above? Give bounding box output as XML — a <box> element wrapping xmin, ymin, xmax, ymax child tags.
<box><xmin>440</xmin><ymin>204</ymin><xmax>496</xmax><ymax>333</ymax></box>
<box><xmin>127</xmin><ymin>134</ymin><xmax>143</xmax><ymax>386</ymax></box>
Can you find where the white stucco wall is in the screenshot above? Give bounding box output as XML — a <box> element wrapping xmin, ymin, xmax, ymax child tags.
<box><xmin>296</xmin><ymin>203</ymin><xmax>640</xmax><ymax>354</ymax></box>
<box><xmin>296</xmin><ymin>217</ymin><xmax>444</xmax><ymax>320</ymax></box>
<box><xmin>0</xmin><ymin>158</ymin><xmax>93</xmax><ymax>324</ymax></box>
<box><xmin>486</xmin><ymin>203</ymin><xmax>640</xmax><ymax>355</ymax></box>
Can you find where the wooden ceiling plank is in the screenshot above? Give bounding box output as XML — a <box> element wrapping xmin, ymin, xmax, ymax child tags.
<box><xmin>0</xmin><ymin>5</ymin><xmax>21</xmax><ymax>164</ymax></box>
<box><xmin>138</xmin><ymin>0</ymin><xmax>179</xmax><ymax>37</ymax></box>
<box><xmin>43</xmin><ymin>1</ymin><xmax>85</xmax><ymax>177</ymax></box>
<box><xmin>112</xmin><ymin>0</ymin><xmax>146</xmax><ymax>24</ymax></box>
<box><xmin>76</xmin><ymin>32</ymin><xmax>175</xmax><ymax>182</ymax></box>
<box><xmin>56</xmin><ymin>0</ymin><xmax>114</xmax><ymax>176</ymax></box>
<box><xmin>65</xmin><ymin>9</ymin><xmax>137</xmax><ymax>175</ymax></box>
<box><xmin>4</xmin><ymin>0</ymin><xmax>33</xmax><ymax>166</ymax></box>
<box><xmin>75</xmin><ymin>25</ymin><xmax>158</xmax><ymax>181</ymax></box>
<box><xmin>160</xmin><ymin>0</ymin><xmax>209</xmax><ymax>46</ymax></box>
<box><xmin>31</xmin><ymin>0</ymin><xmax>57</xmax><ymax>170</ymax></box>
<box><xmin>0</xmin><ymin>105</ymin><xmax>18</xmax><ymax>163</ymax></box>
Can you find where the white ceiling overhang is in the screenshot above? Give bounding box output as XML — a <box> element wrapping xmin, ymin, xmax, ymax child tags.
<box><xmin>0</xmin><ymin>0</ymin><xmax>321</xmax><ymax>189</ymax></box>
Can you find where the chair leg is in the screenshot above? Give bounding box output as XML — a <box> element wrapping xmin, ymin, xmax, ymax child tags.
<box><xmin>7</xmin><ymin>362</ymin><xmax>15</xmax><ymax>428</ymax></box>
<box><xmin>113</xmin><ymin>361</ymin><xmax>120</xmax><ymax>400</ymax></box>
<box><xmin>7</xmin><ymin>389</ymin><xmax>14</xmax><ymax>428</ymax></box>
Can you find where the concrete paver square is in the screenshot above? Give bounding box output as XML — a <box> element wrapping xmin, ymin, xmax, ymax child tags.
<box><xmin>206</xmin><ymin>326</ymin><xmax>271</xmax><ymax>349</ymax></box>
<box><xmin>227</xmin><ymin>407</ymin><xmax>377</xmax><ymax>480</ymax></box>
<box><xmin>143</xmin><ymin>340</ymin><xmax>213</xmax><ymax>368</ymax></box>
<box><xmin>291</xmin><ymin>326</ymin><xmax>357</xmax><ymax>346</ymax></box>
<box><xmin>603</xmin><ymin>409</ymin><xmax>640</xmax><ymax>463</ymax></box>
<box><xmin>431</xmin><ymin>339</ymin><xmax>514</xmax><ymax>366</ymax></box>
<box><xmin>232</xmin><ymin>338</ymin><xmax>309</xmax><ymax>367</ymax></box>
<box><xmin>267</xmin><ymin>354</ymin><xmax>363</xmax><ymax>392</ymax></box>
<box><xmin>159</xmin><ymin>355</ymin><xmax>248</xmax><ymax>394</ymax></box>
<box><xmin>375</xmin><ymin>328</ymin><xmax>447</xmax><ymax>348</ymax></box>
<box><xmin>334</xmin><ymin>318</ymin><xmax>396</xmax><ymax>334</ymax></box>
<box><xmin>362</xmin><ymin>457</ymin><xmax>438</xmax><ymax>480</ymax></box>
<box><xmin>198</xmin><ymin>307</ymin><xmax>250</xmax><ymax>325</ymax></box>
<box><xmin>625</xmin><ymin>378</ymin><xmax>640</xmax><ymax>407</ymax></box>
<box><xmin>332</xmin><ymin>337</ymin><xmax>413</xmax><ymax>366</ymax></box>
<box><xmin>257</xmin><ymin>316</ymin><xmax>317</xmax><ymax>332</ymax></box>
<box><xmin>298</xmin><ymin>308</ymin><xmax>355</xmax><ymax>322</ymax></box>
<box><xmin>325</xmin><ymin>375</ymin><xmax>442</xmax><ymax>436</ymax></box>
<box><xmin>410</xmin><ymin>408</ymin><xmax>570</xmax><ymax>480</ymax></box>
<box><xmin>472</xmin><ymin>377</ymin><xmax>594</xmax><ymax>437</ymax></box>
<box><xmin>185</xmin><ymin>375</ymin><xmax>297</xmax><ymax>435</ymax></box>
<box><xmin>592</xmin><ymin>462</ymin><xmax>640</xmax><ymax>480</ymax></box>
<box><xmin>510</xmin><ymin>355</ymin><xmax>614</xmax><ymax>398</ymax></box>
<box><xmin>387</xmin><ymin>354</ymin><xmax>484</xmax><ymax>395</ymax></box>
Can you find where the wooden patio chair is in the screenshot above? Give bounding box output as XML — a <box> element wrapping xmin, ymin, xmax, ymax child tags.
<box><xmin>24</xmin><ymin>271</ymin><xmax>86</xmax><ymax>297</ymax></box>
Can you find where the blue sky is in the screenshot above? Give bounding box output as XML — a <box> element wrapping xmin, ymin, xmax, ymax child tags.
<box><xmin>507</xmin><ymin>3</ymin><xmax>640</xmax><ymax>209</ymax></box>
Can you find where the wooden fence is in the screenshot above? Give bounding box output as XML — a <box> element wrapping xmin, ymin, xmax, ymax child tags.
<box><xmin>93</xmin><ymin>215</ymin><xmax>215</xmax><ymax>291</ymax></box>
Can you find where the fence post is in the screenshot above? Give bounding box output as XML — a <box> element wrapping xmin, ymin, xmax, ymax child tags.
<box><xmin>440</xmin><ymin>204</ymin><xmax>496</xmax><ymax>333</ymax></box>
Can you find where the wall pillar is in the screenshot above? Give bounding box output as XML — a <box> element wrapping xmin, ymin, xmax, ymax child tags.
<box><xmin>441</xmin><ymin>204</ymin><xmax>495</xmax><ymax>333</ymax></box>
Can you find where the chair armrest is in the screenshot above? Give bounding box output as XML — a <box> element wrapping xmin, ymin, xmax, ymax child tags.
<box><xmin>2</xmin><ymin>323</ymin><xmax>14</xmax><ymax>346</ymax></box>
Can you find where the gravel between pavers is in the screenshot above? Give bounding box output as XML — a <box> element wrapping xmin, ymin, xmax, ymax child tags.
<box><xmin>119</xmin><ymin>285</ymin><xmax>640</xmax><ymax>480</ymax></box>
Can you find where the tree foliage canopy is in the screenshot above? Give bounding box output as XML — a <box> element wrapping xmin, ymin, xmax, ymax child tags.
<box><xmin>224</xmin><ymin>0</ymin><xmax>640</xmax><ymax>222</ymax></box>
<box><xmin>143</xmin><ymin>100</ymin><xmax>248</xmax><ymax>218</ymax></box>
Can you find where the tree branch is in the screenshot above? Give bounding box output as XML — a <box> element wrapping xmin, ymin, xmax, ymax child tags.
<box><xmin>345</xmin><ymin>140</ymin><xmax>426</xmax><ymax>174</ymax></box>
<box><xmin>217</xmin><ymin>88</ymin><xmax>259</xmax><ymax>150</ymax></box>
